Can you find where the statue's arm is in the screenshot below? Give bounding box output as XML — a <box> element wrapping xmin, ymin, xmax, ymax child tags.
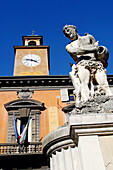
<box><xmin>80</xmin><ymin>46</ymin><xmax>98</xmax><ymax>53</ymax></box>
<box><xmin>66</xmin><ymin>44</ymin><xmax>98</xmax><ymax>55</ymax></box>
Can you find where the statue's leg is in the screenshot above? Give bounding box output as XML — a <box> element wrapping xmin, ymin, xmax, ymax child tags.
<box><xmin>90</xmin><ymin>80</ymin><xmax>95</xmax><ymax>98</ymax></box>
<box><xmin>95</xmin><ymin>69</ymin><xmax>112</xmax><ymax>96</ymax></box>
<box><xmin>69</xmin><ymin>70</ymin><xmax>81</xmax><ymax>103</ymax></box>
<box><xmin>77</xmin><ymin>66</ymin><xmax>90</xmax><ymax>102</ymax></box>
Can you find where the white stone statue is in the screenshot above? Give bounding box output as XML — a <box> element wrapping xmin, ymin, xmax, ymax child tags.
<box><xmin>63</xmin><ymin>25</ymin><xmax>112</xmax><ymax>104</ymax></box>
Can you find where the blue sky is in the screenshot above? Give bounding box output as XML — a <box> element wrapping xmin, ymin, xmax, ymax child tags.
<box><xmin>0</xmin><ymin>0</ymin><xmax>113</xmax><ymax>76</ymax></box>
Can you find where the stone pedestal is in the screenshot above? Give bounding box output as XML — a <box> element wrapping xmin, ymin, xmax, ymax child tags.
<box><xmin>43</xmin><ymin>113</ymin><xmax>113</xmax><ymax>170</ymax></box>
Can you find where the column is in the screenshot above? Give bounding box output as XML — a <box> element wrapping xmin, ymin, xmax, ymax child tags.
<box><xmin>78</xmin><ymin>135</ymin><xmax>105</xmax><ymax>170</ymax></box>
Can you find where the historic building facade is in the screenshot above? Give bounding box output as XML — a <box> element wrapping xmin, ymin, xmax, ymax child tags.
<box><xmin>0</xmin><ymin>34</ymin><xmax>76</xmax><ymax>169</ymax></box>
<box><xmin>0</xmin><ymin>33</ymin><xmax>113</xmax><ymax>170</ymax></box>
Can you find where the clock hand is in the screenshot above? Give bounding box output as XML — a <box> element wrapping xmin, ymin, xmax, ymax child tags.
<box><xmin>26</xmin><ymin>59</ymin><xmax>38</xmax><ymax>63</ymax></box>
<box><xmin>30</xmin><ymin>59</ymin><xmax>38</xmax><ymax>62</ymax></box>
<box><xmin>26</xmin><ymin>59</ymin><xmax>31</xmax><ymax>61</ymax></box>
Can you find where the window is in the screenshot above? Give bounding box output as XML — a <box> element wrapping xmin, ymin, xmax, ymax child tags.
<box><xmin>69</xmin><ymin>94</ymin><xmax>75</xmax><ymax>101</ymax></box>
<box><xmin>60</xmin><ymin>89</ymin><xmax>75</xmax><ymax>102</ymax></box>
<box><xmin>5</xmin><ymin>98</ymin><xmax>45</xmax><ymax>143</ymax></box>
<box><xmin>60</xmin><ymin>88</ymin><xmax>69</xmax><ymax>102</ymax></box>
<box><xmin>68</xmin><ymin>90</ymin><xmax>75</xmax><ymax>102</ymax></box>
<box><xmin>28</xmin><ymin>41</ymin><xmax>36</xmax><ymax>46</ymax></box>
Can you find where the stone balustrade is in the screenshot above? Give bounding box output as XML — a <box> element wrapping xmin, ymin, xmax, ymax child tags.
<box><xmin>0</xmin><ymin>142</ymin><xmax>42</xmax><ymax>155</ymax></box>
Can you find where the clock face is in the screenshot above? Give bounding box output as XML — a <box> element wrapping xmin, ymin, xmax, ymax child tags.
<box><xmin>22</xmin><ymin>54</ymin><xmax>41</xmax><ymax>67</ymax></box>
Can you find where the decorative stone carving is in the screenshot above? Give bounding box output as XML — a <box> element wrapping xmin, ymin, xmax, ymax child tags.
<box><xmin>62</xmin><ymin>96</ymin><xmax>113</xmax><ymax>114</ymax></box>
<box><xmin>63</xmin><ymin>25</ymin><xmax>112</xmax><ymax>106</ymax></box>
<box><xmin>17</xmin><ymin>88</ymin><xmax>34</xmax><ymax>99</ymax></box>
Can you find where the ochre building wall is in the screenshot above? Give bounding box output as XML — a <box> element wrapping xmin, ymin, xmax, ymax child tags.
<box><xmin>0</xmin><ymin>92</ymin><xmax>17</xmax><ymax>143</ymax></box>
<box><xmin>33</xmin><ymin>90</ymin><xmax>67</xmax><ymax>139</ymax></box>
<box><xmin>0</xmin><ymin>90</ymin><xmax>67</xmax><ymax>143</ymax></box>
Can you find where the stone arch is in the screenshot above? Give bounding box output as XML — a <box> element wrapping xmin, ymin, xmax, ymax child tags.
<box><xmin>28</xmin><ymin>41</ymin><xmax>36</xmax><ymax>46</ymax></box>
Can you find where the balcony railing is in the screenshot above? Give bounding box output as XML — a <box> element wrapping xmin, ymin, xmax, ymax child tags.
<box><xmin>0</xmin><ymin>142</ymin><xmax>42</xmax><ymax>155</ymax></box>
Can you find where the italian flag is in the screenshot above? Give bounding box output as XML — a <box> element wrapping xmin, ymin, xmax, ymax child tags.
<box><xmin>13</xmin><ymin>113</ymin><xmax>30</xmax><ymax>144</ymax></box>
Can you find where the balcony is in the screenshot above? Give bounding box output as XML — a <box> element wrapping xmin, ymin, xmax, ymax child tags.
<box><xmin>0</xmin><ymin>142</ymin><xmax>48</xmax><ymax>168</ymax></box>
<box><xmin>0</xmin><ymin>142</ymin><xmax>42</xmax><ymax>155</ymax></box>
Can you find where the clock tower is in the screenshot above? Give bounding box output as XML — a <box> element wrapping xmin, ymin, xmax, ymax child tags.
<box><xmin>13</xmin><ymin>35</ymin><xmax>50</xmax><ymax>76</ymax></box>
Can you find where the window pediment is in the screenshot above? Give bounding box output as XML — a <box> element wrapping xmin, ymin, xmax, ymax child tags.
<box><xmin>5</xmin><ymin>99</ymin><xmax>46</xmax><ymax>111</ymax></box>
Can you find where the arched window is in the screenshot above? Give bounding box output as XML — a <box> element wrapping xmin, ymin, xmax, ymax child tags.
<box><xmin>28</xmin><ymin>41</ymin><xmax>36</xmax><ymax>46</ymax></box>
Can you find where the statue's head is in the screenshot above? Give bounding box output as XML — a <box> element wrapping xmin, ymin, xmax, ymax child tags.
<box><xmin>63</xmin><ymin>25</ymin><xmax>78</xmax><ymax>40</ymax></box>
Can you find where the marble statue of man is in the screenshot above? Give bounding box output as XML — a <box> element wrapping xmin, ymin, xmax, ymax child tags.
<box><xmin>63</xmin><ymin>25</ymin><xmax>112</xmax><ymax>103</ymax></box>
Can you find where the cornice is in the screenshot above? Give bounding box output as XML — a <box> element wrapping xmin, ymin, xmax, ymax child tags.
<box><xmin>13</xmin><ymin>45</ymin><xmax>49</xmax><ymax>50</ymax></box>
<box><xmin>0</xmin><ymin>75</ymin><xmax>73</xmax><ymax>91</ymax></box>
<box><xmin>0</xmin><ymin>75</ymin><xmax>112</xmax><ymax>91</ymax></box>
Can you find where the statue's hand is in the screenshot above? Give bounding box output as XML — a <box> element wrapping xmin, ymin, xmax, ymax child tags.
<box><xmin>88</xmin><ymin>46</ymin><xmax>98</xmax><ymax>52</ymax></box>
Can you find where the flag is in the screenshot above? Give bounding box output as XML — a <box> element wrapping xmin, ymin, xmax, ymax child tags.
<box><xmin>13</xmin><ymin>113</ymin><xmax>31</xmax><ymax>145</ymax></box>
<box><xmin>19</xmin><ymin>114</ymin><xmax>30</xmax><ymax>144</ymax></box>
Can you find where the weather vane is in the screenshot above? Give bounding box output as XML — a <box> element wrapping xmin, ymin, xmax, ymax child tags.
<box><xmin>32</xmin><ymin>30</ymin><xmax>35</xmax><ymax>35</ymax></box>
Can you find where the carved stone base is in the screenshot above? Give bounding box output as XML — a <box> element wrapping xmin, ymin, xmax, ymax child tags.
<box><xmin>63</xmin><ymin>95</ymin><xmax>113</xmax><ymax>114</ymax></box>
<box><xmin>43</xmin><ymin>113</ymin><xmax>113</xmax><ymax>170</ymax></box>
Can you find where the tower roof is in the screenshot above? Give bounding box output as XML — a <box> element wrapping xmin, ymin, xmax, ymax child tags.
<box><xmin>22</xmin><ymin>35</ymin><xmax>43</xmax><ymax>45</ymax></box>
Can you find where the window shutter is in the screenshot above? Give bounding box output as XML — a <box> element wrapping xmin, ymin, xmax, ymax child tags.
<box><xmin>60</xmin><ymin>88</ymin><xmax>69</xmax><ymax>102</ymax></box>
